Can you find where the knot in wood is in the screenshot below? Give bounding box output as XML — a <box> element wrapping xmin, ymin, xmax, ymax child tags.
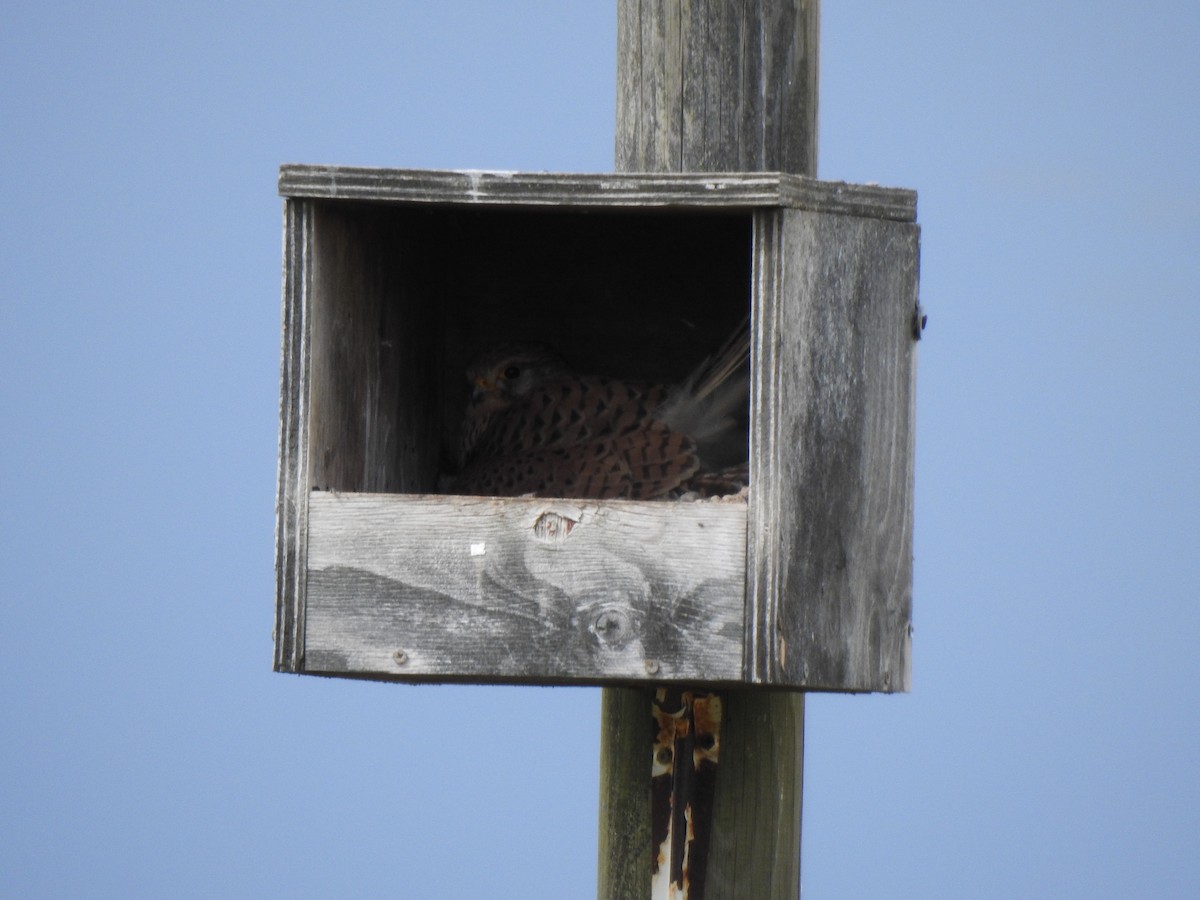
<box><xmin>532</xmin><ymin>510</ymin><xmax>579</xmax><ymax>544</ymax></box>
<box><xmin>591</xmin><ymin>607</ymin><xmax>631</xmax><ymax>645</ymax></box>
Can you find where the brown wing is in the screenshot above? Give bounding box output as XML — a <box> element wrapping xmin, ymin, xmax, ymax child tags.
<box><xmin>462</xmin><ymin>375</ymin><xmax>669</xmax><ymax>469</ymax></box>
<box><xmin>453</xmin><ymin>422</ymin><xmax>699</xmax><ymax>500</ymax></box>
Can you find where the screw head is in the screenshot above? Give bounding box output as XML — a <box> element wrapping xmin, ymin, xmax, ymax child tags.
<box><xmin>912</xmin><ymin>303</ymin><xmax>928</xmax><ymax>340</ymax></box>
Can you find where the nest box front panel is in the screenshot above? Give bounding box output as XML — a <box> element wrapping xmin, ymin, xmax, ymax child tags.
<box><xmin>303</xmin><ymin>493</ymin><xmax>747</xmax><ymax>683</ymax></box>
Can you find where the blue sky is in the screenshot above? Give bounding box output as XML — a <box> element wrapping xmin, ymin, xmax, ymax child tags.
<box><xmin>3</xmin><ymin>2</ymin><xmax>1198</xmax><ymax>897</ymax></box>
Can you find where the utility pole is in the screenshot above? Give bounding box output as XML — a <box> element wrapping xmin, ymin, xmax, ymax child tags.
<box><xmin>601</xmin><ymin>4</ymin><xmax>819</xmax><ymax>897</ymax></box>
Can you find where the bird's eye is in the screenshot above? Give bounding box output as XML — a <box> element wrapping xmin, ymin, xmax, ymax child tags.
<box><xmin>503</xmin><ymin>365</ymin><xmax>521</xmax><ymax>380</ymax></box>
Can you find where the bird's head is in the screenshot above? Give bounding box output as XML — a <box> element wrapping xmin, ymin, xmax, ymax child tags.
<box><xmin>465</xmin><ymin>342</ymin><xmax>569</xmax><ymax>406</ymax></box>
<box><xmin>458</xmin><ymin>342</ymin><xmax>569</xmax><ymax>466</ymax></box>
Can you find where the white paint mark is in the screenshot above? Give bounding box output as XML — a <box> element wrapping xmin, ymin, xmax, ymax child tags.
<box><xmin>470</xmin><ymin>542</ymin><xmax>486</xmax><ymax>557</ymax></box>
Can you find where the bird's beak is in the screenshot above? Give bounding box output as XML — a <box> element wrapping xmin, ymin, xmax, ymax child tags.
<box><xmin>470</xmin><ymin>376</ymin><xmax>494</xmax><ymax>401</ymax></box>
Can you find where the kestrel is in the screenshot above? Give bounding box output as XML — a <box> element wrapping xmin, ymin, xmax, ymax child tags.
<box><xmin>448</xmin><ymin>322</ymin><xmax>750</xmax><ymax>500</ymax></box>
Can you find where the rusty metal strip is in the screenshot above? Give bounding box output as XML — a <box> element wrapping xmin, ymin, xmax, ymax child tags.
<box><xmin>651</xmin><ymin>688</ymin><xmax>723</xmax><ymax>899</ymax></box>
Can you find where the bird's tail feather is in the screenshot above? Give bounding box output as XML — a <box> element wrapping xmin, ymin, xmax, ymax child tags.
<box><xmin>656</xmin><ymin>317</ymin><xmax>750</xmax><ymax>451</ymax></box>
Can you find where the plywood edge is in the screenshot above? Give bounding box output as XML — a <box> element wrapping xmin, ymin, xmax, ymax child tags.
<box><xmin>277</xmin><ymin>165</ymin><xmax>916</xmax><ymax>221</ymax></box>
<box><xmin>273</xmin><ymin>200</ymin><xmax>312</xmax><ymax>673</ymax></box>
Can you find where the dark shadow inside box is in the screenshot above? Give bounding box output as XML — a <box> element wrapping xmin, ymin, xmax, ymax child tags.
<box><xmin>306</xmin><ymin>199</ymin><xmax>752</xmax><ymax>496</ymax></box>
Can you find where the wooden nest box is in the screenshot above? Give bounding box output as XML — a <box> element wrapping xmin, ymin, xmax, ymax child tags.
<box><xmin>275</xmin><ymin>165</ymin><xmax>920</xmax><ymax>692</ymax></box>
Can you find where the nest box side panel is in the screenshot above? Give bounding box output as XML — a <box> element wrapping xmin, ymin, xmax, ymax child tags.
<box><xmin>750</xmin><ymin>207</ymin><xmax>919</xmax><ymax>692</ymax></box>
<box><xmin>305</xmin><ymin>202</ymin><xmax>442</xmax><ymax>496</ymax></box>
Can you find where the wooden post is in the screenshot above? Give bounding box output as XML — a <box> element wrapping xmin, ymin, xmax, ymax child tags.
<box><xmin>600</xmin><ymin>2</ymin><xmax>819</xmax><ymax>897</ymax></box>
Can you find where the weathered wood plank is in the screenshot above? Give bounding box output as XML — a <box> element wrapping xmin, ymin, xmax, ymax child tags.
<box><xmin>752</xmin><ymin>207</ymin><xmax>918</xmax><ymax>692</ymax></box>
<box><xmin>597</xmin><ymin>687</ymin><xmax>656</xmax><ymax>899</ymax></box>
<box><xmin>619</xmin><ymin>0</ymin><xmax>819</xmax><ymax>178</ymax></box>
<box><xmin>301</xmin><ymin>492</ymin><xmax>747</xmax><ymax>684</ymax></box>
<box><xmin>616</xmin><ymin>0</ymin><xmax>684</xmax><ymax>172</ymax></box>
<box><xmin>678</xmin><ymin>0</ymin><xmax>820</xmax><ymax>175</ymax></box>
<box><xmin>277</xmin><ymin>165</ymin><xmax>916</xmax><ymax>222</ymax></box>
<box><xmin>306</xmin><ymin>203</ymin><xmax>443</xmax><ymax>496</ymax></box>
<box><xmin>705</xmin><ymin>691</ymin><xmax>805</xmax><ymax>899</ymax></box>
<box><xmin>274</xmin><ymin>199</ymin><xmax>311</xmax><ymax>673</ymax></box>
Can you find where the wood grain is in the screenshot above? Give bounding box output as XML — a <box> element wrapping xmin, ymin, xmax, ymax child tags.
<box><xmin>301</xmin><ymin>492</ymin><xmax>747</xmax><ymax>684</ymax></box>
<box><xmin>750</xmin><ymin>208</ymin><xmax>918</xmax><ymax>691</ymax></box>
<box><xmin>277</xmin><ymin>165</ymin><xmax>915</xmax><ymax>223</ymax></box>
<box><xmin>619</xmin><ymin>0</ymin><xmax>819</xmax><ymax>177</ymax></box>
<box><xmin>305</xmin><ymin>203</ymin><xmax>442</xmax><ymax>495</ymax></box>
<box><xmin>704</xmin><ymin>690</ymin><xmax>805</xmax><ymax>899</ymax></box>
<box><xmin>274</xmin><ymin>199</ymin><xmax>310</xmax><ymax>673</ymax></box>
<box><xmin>596</xmin><ymin>687</ymin><xmax>656</xmax><ymax>899</ymax></box>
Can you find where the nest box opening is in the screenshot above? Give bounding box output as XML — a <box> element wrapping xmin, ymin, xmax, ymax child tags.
<box><xmin>302</xmin><ymin>199</ymin><xmax>752</xmax><ymax>498</ymax></box>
